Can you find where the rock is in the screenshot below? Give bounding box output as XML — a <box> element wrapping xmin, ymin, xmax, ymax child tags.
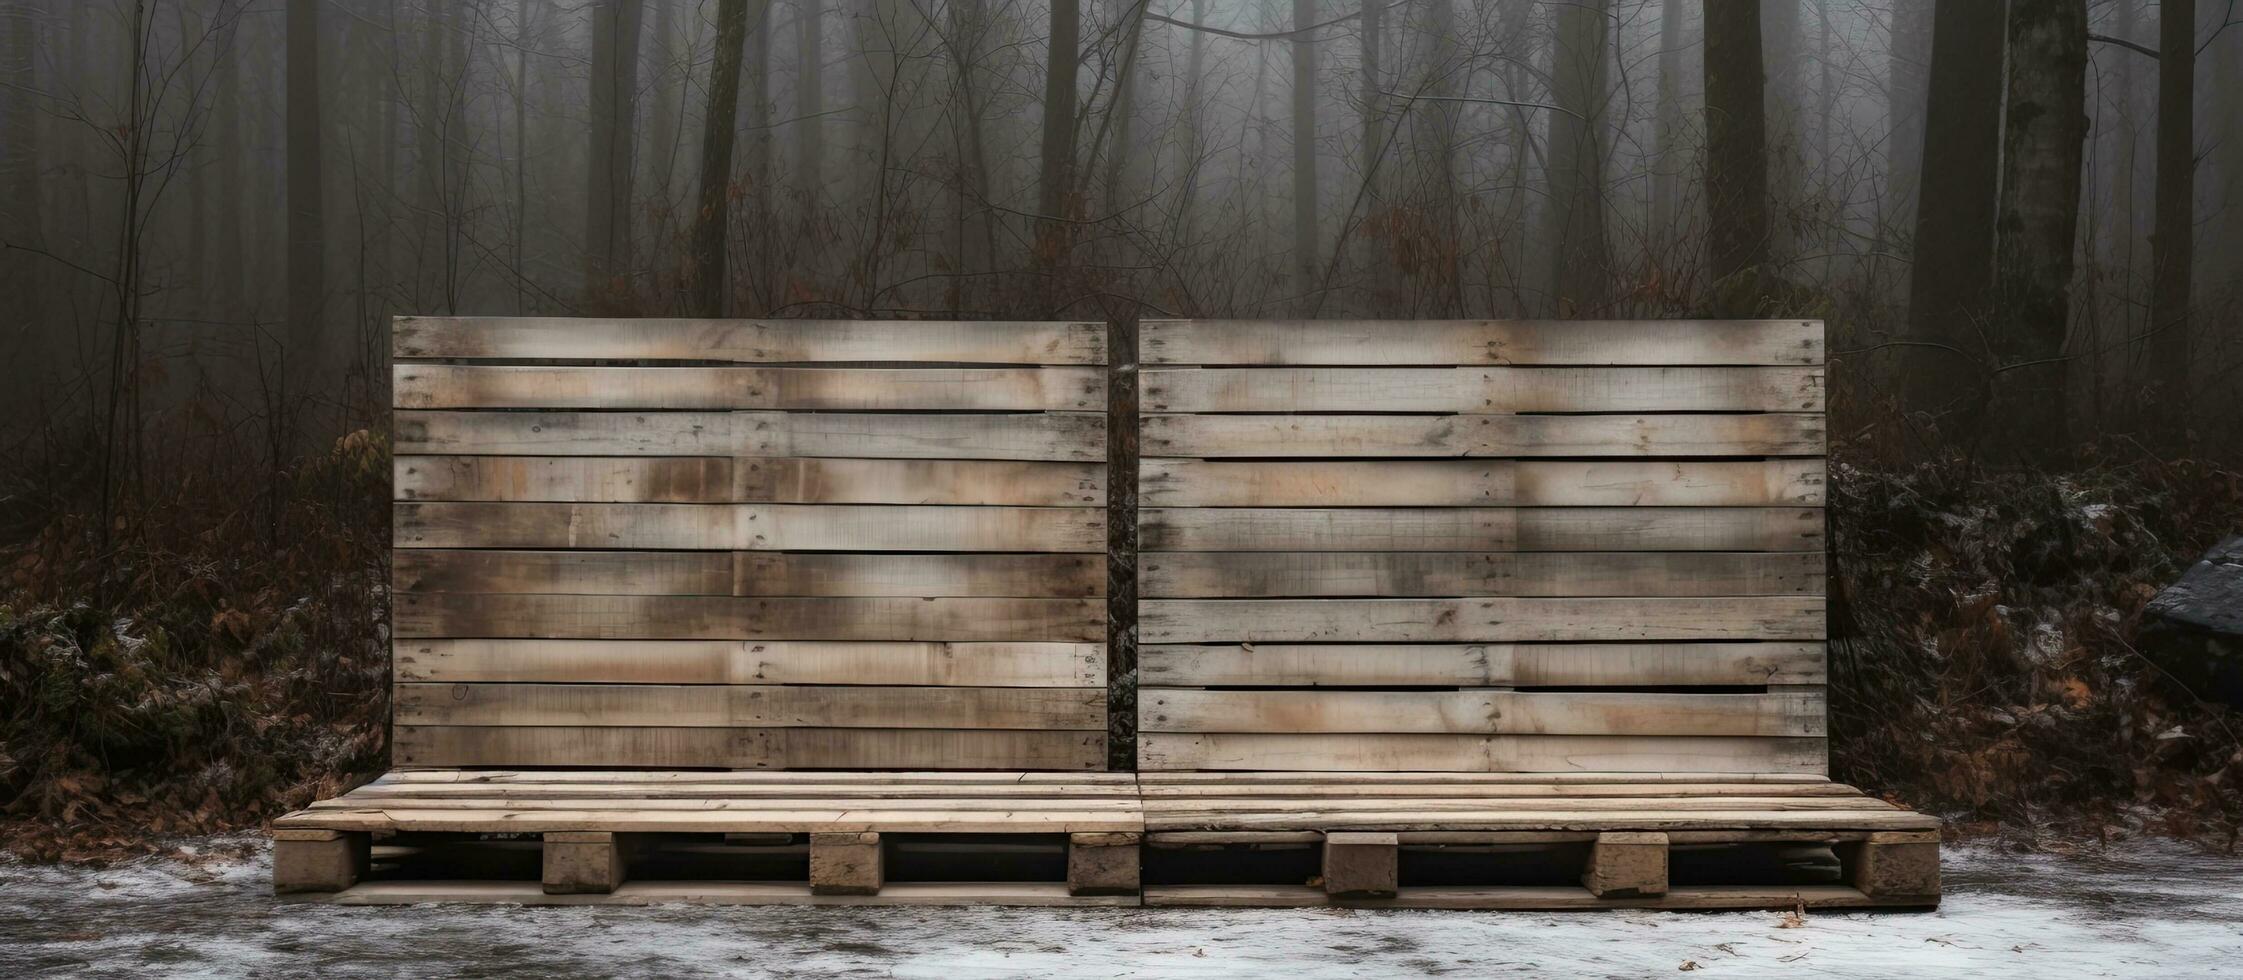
<box><xmin>2142</xmin><ymin>536</ymin><xmax>2243</xmax><ymax>708</ymax></box>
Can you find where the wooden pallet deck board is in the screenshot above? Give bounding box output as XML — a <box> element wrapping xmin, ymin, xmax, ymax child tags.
<box><xmin>395</xmin><ymin>640</ymin><xmax>1108</xmax><ymax>687</ymax></box>
<box><xmin>394</xmin><ymin>455</ymin><xmax>1108</xmax><ymax>505</ymax></box>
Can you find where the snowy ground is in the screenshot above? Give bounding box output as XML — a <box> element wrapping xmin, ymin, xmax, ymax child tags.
<box><xmin>3</xmin><ymin>840</ymin><xmax>2239</xmax><ymax>978</ymax></box>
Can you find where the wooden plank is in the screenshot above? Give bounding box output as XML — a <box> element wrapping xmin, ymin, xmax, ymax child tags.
<box><xmin>396</xmin><ymin>503</ymin><xmax>1107</xmax><ymax>552</ymax></box>
<box><xmin>395</xmin><ymin>683</ymin><xmax>1106</xmax><ymax>731</ymax></box>
<box><xmin>396</xmin><ymin>411</ymin><xmax>1107</xmax><ymax>462</ymax></box>
<box><xmin>1143</xmin><ymin>366</ymin><xmax>1823</xmax><ymax>413</ymax></box>
<box><xmin>394</xmin><ymin>551</ymin><xmax>1106</xmax><ymax>597</ymax></box>
<box><xmin>393</xmin><ymin>316</ymin><xmax>1107</xmax><ymax>364</ymax></box>
<box><xmin>1134</xmin><ymin>772</ymin><xmax>1832</xmax><ymax>785</ymax></box>
<box><xmin>371</xmin><ymin>770</ymin><xmax>1135</xmax><ymax>785</ymax></box>
<box><xmin>394</xmin><ymin>594</ymin><xmax>1105</xmax><ymax>641</ymax></box>
<box><xmin>1140</xmin><ymin>508</ymin><xmax>1823</xmax><ymax>554</ymax></box>
<box><xmin>398</xmin><ymin>365</ymin><xmax>1105</xmax><ymax>411</ymax></box>
<box><xmin>1143</xmin><ymin>884</ymin><xmax>1910</xmax><ymax>910</ymax></box>
<box><xmin>1141</xmin><ymin>552</ymin><xmax>1824</xmax><ymax>598</ymax></box>
<box><xmin>391</xmin><ymin>725</ymin><xmax>1108</xmax><ymax>770</ymax></box>
<box><xmin>395</xmin><ymin>639</ymin><xmax>1106</xmax><ymax>687</ymax></box>
<box><xmin>1139</xmin><ymin>690</ymin><xmax>1826</xmax><ymax>737</ymax></box>
<box><xmin>310</xmin><ymin>881</ymin><xmax>1141</xmax><ymax>906</ymax></box>
<box><xmin>1134</xmin><ymin>782</ymin><xmax>1857</xmax><ymax>800</ymax></box>
<box><xmin>1136</xmin><ymin>642</ymin><xmax>1825</xmax><ymax>687</ymax></box>
<box><xmin>1139</xmin><ymin>459</ymin><xmax>1824</xmax><ymax>507</ymax></box>
<box><xmin>1136</xmin><ymin>733</ymin><xmax>1828</xmax><ymax>774</ymax></box>
<box><xmin>394</xmin><ymin>456</ymin><xmax>1106</xmax><ymax>505</ymax></box>
<box><xmin>1141</xmin><ymin>414</ymin><xmax>1825</xmax><ymax>458</ymax></box>
<box><xmin>309</xmin><ymin>795</ymin><xmax>1142</xmax><ymax>813</ymax></box>
<box><xmin>327</xmin><ymin>781</ymin><xmax>1142</xmax><ymax>801</ymax></box>
<box><xmin>1138</xmin><ymin>598</ymin><xmax>1823</xmax><ymax>643</ymax></box>
<box><xmin>1138</xmin><ymin>318</ymin><xmax>1823</xmax><ymax>366</ymax></box>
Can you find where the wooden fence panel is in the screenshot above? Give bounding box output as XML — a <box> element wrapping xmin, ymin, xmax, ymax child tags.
<box><xmin>392</xmin><ymin>317</ymin><xmax>1110</xmax><ymax>769</ymax></box>
<box><xmin>1135</xmin><ymin>319</ymin><xmax>1829</xmax><ymax>774</ymax></box>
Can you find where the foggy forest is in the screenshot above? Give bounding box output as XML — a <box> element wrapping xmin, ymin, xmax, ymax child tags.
<box><xmin>6</xmin><ymin>0</ymin><xmax>2243</xmax><ymax>856</ymax></box>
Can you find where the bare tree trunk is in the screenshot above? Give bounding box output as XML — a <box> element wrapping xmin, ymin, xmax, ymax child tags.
<box><xmin>1359</xmin><ymin>0</ymin><xmax>1383</xmax><ymax>184</ymax></box>
<box><xmin>2</xmin><ymin>1</ymin><xmax>39</xmax><ymax>298</ymax></box>
<box><xmin>691</xmin><ymin>0</ymin><xmax>757</xmax><ymax>317</ymax></box>
<box><xmin>1651</xmin><ymin>0</ymin><xmax>1690</xmax><ymax>242</ymax></box>
<box><xmin>1883</xmin><ymin>0</ymin><xmax>1931</xmax><ymax>246</ymax></box>
<box><xmin>1035</xmin><ymin>0</ymin><xmax>1079</xmax><ymax>276</ymax></box>
<box><xmin>1100</xmin><ymin>0</ymin><xmax>1148</xmax><ymax>217</ymax></box>
<box><xmin>1761</xmin><ymin>0</ymin><xmax>1799</xmax><ymax>262</ymax></box>
<box><xmin>647</xmin><ymin>0</ymin><xmax>681</xmax><ymax>219</ymax></box>
<box><xmin>1549</xmin><ymin>0</ymin><xmax>1612</xmax><ymax>312</ymax></box>
<box><xmin>1990</xmin><ymin>0</ymin><xmax>2088</xmax><ymax>456</ymax></box>
<box><xmin>1288</xmin><ymin>0</ymin><xmax>1319</xmax><ymax>291</ymax></box>
<box><xmin>2146</xmin><ymin>0</ymin><xmax>2194</xmax><ymax>429</ymax></box>
<box><xmin>287</xmin><ymin>0</ymin><xmax>324</xmax><ymax>358</ymax></box>
<box><xmin>1178</xmin><ymin>0</ymin><xmax>1207</xmax><ymax>241</ymax></box>
<box><xmin>1901</xmin><ymin>0</ymin><xmax>2002</xmax><ymax>415</ymax></box>
<box><xmin>587</xmin><ymin>0</ymin><xmax>646</xmax><ymax>294</ymax></box>
<box><xmin>944</xmin><ymin>0</ymin><xmax>992</xmax><ymax>280</ymax></box>
<box><xmin>1702</xmin><ymin>0</ymin><xmax>1766</xmax><ymax>307</ymax></box>
<box><xmin>796</xmin><ymin>0</ymin><xmax>824</xmax><ymax>205</ymax></box>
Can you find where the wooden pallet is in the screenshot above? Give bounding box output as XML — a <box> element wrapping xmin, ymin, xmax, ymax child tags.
<box><xmin>389</xmin><ymin>317</ymin><xmax>1113</xmax><ymax>770</ymax></box>
<box><xmin>274</xmin><ymin>770</ymin><xmax>1938</xmax><ymax>909</ymax></box>
<box><xmin>1135</xmin><ymin>318</ymin><xmax>1830</xmax><ymax>774</ymax></box>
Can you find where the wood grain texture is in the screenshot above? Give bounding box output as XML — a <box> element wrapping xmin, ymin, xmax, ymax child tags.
<box><xmin>1138</xmin><ymin>690</ymin><xmax>1826</xmax><ymax>737</ymax></box>
<box><xmin>395</xmin><ymin>503</ymin><xmax>1106</xmax><ymax>552</ymax></box>
<box><xmin>393</xmin><ymin>316</ymin><xmax>1107</xmax><ymax>364</ymax></box>
<box><xmin>396</xmin><ymin>684</ymin><xmax>1106</xmax><ymax>731</ymax></box>
<box><xmin>1139</xmin><ymin>459</ymin><xmax>1824</xmax><ymax>507</ymax></box>
<box><xmin>1136</xmin><ymin>733</ymin><xmax>1828</xmax><ymax>774</ymax></box>
<box><xmin>1138</xmin><ymin>508</ymin><xmax>1824</xmax><ymax>552</ymax></box>
<box><xmin>396</xmin><ymin>411</ymin><xmax>1107</xmax><ymax>461</ymax></box>
<box><xmin>394</xmin><ymin>640</ymin><xmax>1106</xmax><ymax>687</ymax></box>
<box><xmin>391</xmin><ymin>725</ymin><xmax>1108</xmax><ymax>770</ymax></box>
<box><xmin>395</xmin><ymin>551</ymin><xmax>1106</xmax><ymax>597</ymax></box>
<box><xmin>398</xmin><ymin>365</ymin><xmax>1106</xmax><ymax>411</ymax></box>
<box><xmin>1141</xmin><ymin>552</ymin><xmax>1824</xmax><ymax>597</ymax></box>
<box><xmin>395</xmin><ymin>456</ymin><xmax>1107</xmax><ymax>505</ymax></box>
<box><xmin>1141</xmin><ymin>414</ymin><xmax>1826</xmax><ymax>458</ymax></box>
<box><xmin>1142</xmin><ymin>366</ymin><xmax>1822</xmax><ymax>413</ymax></box>
<box><xmin>1137</xmin><ymin>598</ymin><xmax>1825</xmax><ymax>643</ymax></box>
<box><xmin>1138</xmin><ymin>319</ymin><xmax>1824</xmax><ymax>366</ymax></box>
<box><xmin>1136</xmin><ymin>642</ymin><xmax>1825</xmax><ymax>687</ymax></box>
<box><xmin>394</xmin><ymin>594</ymin><xmax>1105</xmax><ymax>641</ymax></box>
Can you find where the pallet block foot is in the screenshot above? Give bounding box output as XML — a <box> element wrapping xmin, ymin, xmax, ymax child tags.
<box><xmin>1322</xmin><ymin>832</ymin><xmax>1398</xmax><ymax>898</ymax></box>
<box><xmin>1068</xmin><ymin>832</ymin><xmax>1142</xmax><ymax>896</ymax></box>
<box><xmin>544</xmin><ymin>831</ymin><xmax>632</xmax><ymax>895</ymax></box>
<box><xmin>1582</xmin><ymin>831</ymin><xmax>1668</xmax><ymax>898</ymax></box>
<box><xmin>811</xmin><ymin>832</ymin><xmax>884</xmax><ymax>895</ymax></box>
<box><xmin>272</xmin><ymin>829</ymin><xmax>369</xmax><ymax>894</ymax></box>
<box><xmin>1841</xmin><ymin>830</ymin><xmax>1940</xmax><ymax>904</ymax></box>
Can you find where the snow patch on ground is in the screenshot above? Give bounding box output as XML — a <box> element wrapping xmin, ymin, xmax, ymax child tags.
<box><xmin>3</xmin><ymin>840</ymin><xmax>2239</xmax><ymax>978</ymax></box>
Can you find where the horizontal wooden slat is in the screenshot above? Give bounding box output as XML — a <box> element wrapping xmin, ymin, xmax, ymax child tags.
<box><xmin>1143</xmin><ymin>366</ymin><xmax>1823</xmax><ymax>413</ymax></box>
<box><xmin>396</xmin><ymin>684</ymin><xmax>1106</xmax><ymax>731</ymax></box>
<box><xmin>397</xmin><ymin>365</ymin><xmax>1106</xmax><ymax>411</ymax></box>
<box><xmin>1142</xmin><ymin>414</ymin><xmax>1825</xmax><ymax>458</ymax></box>
<box><xmin>395</xmin><ymin>640</ymin><xmax>1106</xmax><ymax>686</ymax></box>
<box><xmin>1137</xmin><ymin>642</ymin><xmax>1825</xmax><ymax>687</ymax></box>
<box><xmin>394</xmin><ymin>551</ymin><xmax>1105</xmax><ymax>597</ymax></box>
<box><xmin>1139</xmin><ymin>508</ymin><xmax>1823</xmax><ymax>552</ymax></box>
<box><xmin>1142</xmin><ymin>552</ymin><xmax>1823</xmax><ymax>597</ymax></box>
<box><xmin>392</xmin><ymin>725</ymin><xmax>1108</xmax><ymax>770</ymax></box>
<box><xmin>394</xmin><ymin>594</ymin><xmax>1105</xmax><ymax>641</ymax></box>
<box><xmin>395</xmin><ymin>455</ymin><xmax>1106</xmax><ymax>505</ymax></box>
<box><xmin>396</xmin><ymin>503</ymin><xmax>1106</xmax><ymax>552</ymax></box>
<box><xmin>1139</xmin><ymin>319</ymin><xmax>1823</xmax><ymax>366</ymax></box>
<box><xmin>1138</xmin><ymin>598</ymin><xmax>1825</xmax><ymax>643</ymax></box>
<box><xmin>1139</xmin><ymin>690</ymin><xmax>1825</xmax><ymax>737</ymax></box>
<box><xmin>1139</xmin><ymin>460</ymin><xmax>1824</xmax><ymax>507</ymax></box>
<box><xmin>393</xmin><ymin>316</ymin><xmax>1107</xmax><ymax>364</ymax></box>
<box><xmin>376</xmin><ymin>770</ymin><xmax>1136</xmax><ymax>785</ymax></box>
<box><xmin>1137</xmin><ymin>733</ymin><xmax>1828</xmax><ymax>774</ymax></box>
<box><xmin>396</xmin><ymin>411</ymin><xmax>1107</xmax><ymax>462</ymax></box>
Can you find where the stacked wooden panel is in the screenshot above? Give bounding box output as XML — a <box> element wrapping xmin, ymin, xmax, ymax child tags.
<box><xmin>390</xmin><ymin>317</ymin><xmax>1110</xmax><ymax>769</ymax></box>
<box><xmin>1134</xmin><ymin>319</ymin><xmax>1829</xmax><ymax>774</ymax></box>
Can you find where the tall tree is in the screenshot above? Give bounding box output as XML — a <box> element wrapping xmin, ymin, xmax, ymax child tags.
<box><xmin>286</xmin><ymin>0</ymin><xmax>324</xmax><ymax>354</ymax></box>
<box><xmin>691</xmin><ymin>0</ymin><xmax>759</xmax><ymax>316</ymax></box>
<box><xmin>1884</xmin><ymin>0</ymin><xmax>1932</xmax><ymax>244</ymax></box>
<box><xmin>797</xmin><ymin>0</ymin><xmax>824</xmax><ymax>204</ymax></box>
<box><xmin>1702</xmin><ymin>0</ymin><xmax>1766</xmax><ymax>304</ymax></box>
<box><xmin>1290</xmin><ymin>0</ymin><xmax>1319</xmax><ymax>287</ymax></box>
<box><xmin>2146</xmin><ymin>0</ymin><xmax>2195</xmax><ymax>426</ymax></box>
<box><xmin>587</xmin><ymin>0</ymin><xmax>646</xmax><ymax>292</ymax></box>
<box><xmin>1761</xmin><ymin>0</ymin><xmax>1800</xmax><ymax>258</ymax></box>
<box><xmin>1990</xmin><ymin>0</ymin><xmax>2088</xmax><ymax>454</ymax></box>
<box><xmin>1</xmin><ymin>1</ymin><xmax>39</xmax><ymax>288</ymax></box>
<box><xmin>1651</xmin><ymin>0</ymin><xmax>1691</xmax><ymax>240</ymax></box>
<box><xmin>1035</xmin><ymin>0</ymin><xmax>1079</xmax><ymax>271</ymax></box>
<box><xmin>1548</xmin><ymin>0</ymin><xmax>1612</xmax><ymax>311</ymax></box>
<box><xmin>1901</xmin><ymin>0</ymin><xmax>2003</xmax><ymax>414</ymax></box>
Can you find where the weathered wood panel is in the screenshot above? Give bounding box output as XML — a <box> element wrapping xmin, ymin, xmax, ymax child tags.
<box><xmin>398</xmin><ymin>365</ymin><xmax>1105</xmax><ymax>411</ymax></box>
<box><xmin>396</xmin><ymin>684</ymin><xmax>1106</xmax><ymax>731</ymax></box>
<box><xmin>1139</xmin><ymin>508</ymin><xmax>1824</xmax><ymax>553</ymax></box>
<box><xmin>1137</xmin><ymin>598</ymin><xmax>1826</xmax><ymax>644</ymax></box>
<box><xmin>394</xmin><ymin>594</ymin><xmax>1106</xmax><ymax>642</ymax></box>
<box><xmin>1141</xmin><ymin>552</ymin><xmax>1823</xmax><ymax>598</ymax></box>
<box><xmin>1139</xmin><ymin>460</ymin><xmax>1824</xmax><ymax>507</ymax></box>
<box><xmin>397</xmin><ymin>410</ymin><xmax>1107</xmax><ymax>461</ymax></box>
<box><xmin>395</xmin><ymin>503</ymin><xmax>1106</xmax><ymax>552</ymax></box>
<box><xmin>1136</xmin><ymin>733</ymin><xmax>1829</xmax><ymax>774</ymax></box>
<box><xmin>393</xmin><ymin>725</ymin><xmax>1108</xmax><ymax>770</ymax></box>
<box><xmin>1137</xmin><ymin>643</ymin><xmax>1825</xmax><ymax>687</ymax></box>
<box><xmin>1138</xmin><ymin>319</ymin><xmax>1824</xmax><ymax>366</ymax></box>
<box><xmin>1143</xmin><ymin>366</ymin><xmax>1823</xmax><ymax>413</ymax></box>
<box><xmin>395</xmin><ymin>551</ymin><xmax>1106</xmax><ymax>597</ymax></box>
<box><xmin>1141</xmin><ymin>414</ymin><xmax>1826</xmax><ymax>458</ymax></box>
<box><xmin>394</xmin><ymin>316</ymin><xmax>1107</xmax><ymax>364</ymax></box>
<box><xmin>394</xmin><ymin>640</ymin><xmax>1106</xmax><ymax>687</ymax></box>
<box><xmin>395</xmin><ymin>456</ymin><xmax>1106</xmax><ymax>505</ymax></box>
<box><xmin>1138</xmin><ymin>690</ymin><xmax>1825</xmax><ymax>737</ymax></box>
